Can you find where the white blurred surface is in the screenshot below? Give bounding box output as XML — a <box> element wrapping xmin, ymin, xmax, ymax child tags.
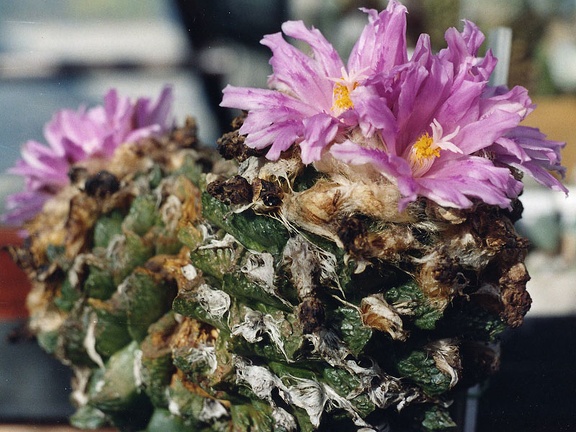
<box><xmin>1</xmin><ymin>21</ymin><xmax>188</xmax><ymax>66</ymax></box>
<box><xmin>527</xmin><ymin>253</ymin><xmax>576</xmax><ymax>316</ymax></box>
<box><xmin>520</xmin><ymin>186</ymin><xmax>576</xmax><ymax>317</ymax></box>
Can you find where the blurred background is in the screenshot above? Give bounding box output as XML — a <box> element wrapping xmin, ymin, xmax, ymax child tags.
<box><xmin>0</xmin><ymin>1</ymin><xmax>575</xmax><ymax>431</ymax></box>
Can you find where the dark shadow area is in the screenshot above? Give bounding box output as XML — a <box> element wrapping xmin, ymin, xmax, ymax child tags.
<box><xmin>478</xmin><ymin>316</ymin><xmax>576</xmax><ymax>432</ymax></box>
<box><xmin>172</xmin><ymin>0</ymin><xmax>288</xmax><ymax>134</ymax></box>
<box><xmin>0</xmin><ymin>320</ymin><xmax>74</xmax><ymax>422</ymax></box>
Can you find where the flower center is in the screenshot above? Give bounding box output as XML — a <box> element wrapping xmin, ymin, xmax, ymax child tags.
<box><xmin>332</xmin><ymin>82</ymin><xmax>357</xmax><ymax>114</ymax></box>
<box><xmin>409</xmin><ymin>132</ymin><xmax>441</xmax><ymax>176</ymax></box>
<box><xmin>412</xmin><ymin>133</ymin><xmax>440</xmax><ymax>162</ymax></box>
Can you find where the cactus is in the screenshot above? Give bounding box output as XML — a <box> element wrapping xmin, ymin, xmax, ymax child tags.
<box><xmin>6</xmin><ymin>2</ymin><xmax>566</xmax><ymax>431</ymax></box>
<box><xmin>8</xmin><ymin>112</ymin><xmax>535</xmax><ymax>432</ymax></box>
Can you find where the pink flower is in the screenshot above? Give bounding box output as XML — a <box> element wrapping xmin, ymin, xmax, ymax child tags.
<box><xmin>220</xmin><ymin>0</ymin><xmax>566</xmax><ymax>210</ymax></box>
<box><xmin>332</xmin><ymin>20</ymin><xmax>566</xmax><ymax>209</ymax></box>
<box><xmin>221</xmin><ymin>1</ymin><xmax>408</xmax><ymax>164</ymax></box>
<box><xmin>3</xmin><ymin>86</ymin><xmax>174</xmax><ymax>225</ymax></box>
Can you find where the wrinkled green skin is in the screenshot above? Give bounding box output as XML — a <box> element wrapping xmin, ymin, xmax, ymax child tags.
<box><xmin>29</xmin><ymin>147</ymin><xmax>512</xmax><ymax>432</ymax></box>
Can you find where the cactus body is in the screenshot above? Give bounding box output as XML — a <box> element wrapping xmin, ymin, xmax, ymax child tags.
<box><xmin>10</xmin><ymin>116</ymin><xmax>532</xmax><ymax>432</ymax></box>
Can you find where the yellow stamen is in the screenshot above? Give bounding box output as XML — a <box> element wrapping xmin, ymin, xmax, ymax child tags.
<box><xmin>408</xmin><ymin>132</ymin><xmax>442</xmax><ymax>177</ymax></box>
<box><xmin>332</xmin><ymin>82</ymin><xmax>356</xmax><ymax>113</ymax></box>
<box><xmin>411</xmin><ymin>132</ymin><xmax>440</xmax><ymax>166</ymax></box>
